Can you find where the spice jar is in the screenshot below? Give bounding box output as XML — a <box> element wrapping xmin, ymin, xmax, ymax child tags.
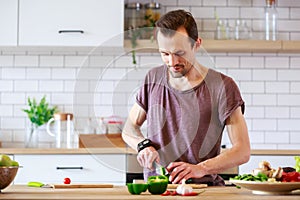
<box><xmin>143</xmin><ymin>2</ymin><xmax>161</xmax><ymax>39</ymax></box>
<box><xmin>144</xmin><ymin>2</ymin><xmax>161</xmax><ymax>27</ymax></box>
<box><xmin>125</xmin><ymin>3</ymin><xmax>144</xmax><ymax>30</ymax></box>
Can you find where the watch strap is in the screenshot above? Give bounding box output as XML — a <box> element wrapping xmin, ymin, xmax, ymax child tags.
<box><xmin>137</xmin><ymin>139</ymin><xmax>153</xmax><ymax>152</ymax></box>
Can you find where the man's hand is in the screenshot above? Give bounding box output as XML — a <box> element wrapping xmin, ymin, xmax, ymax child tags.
<box><xmin>137</xmin><ymin>146</ymin><xmax>160</xmax><ymax>170</ymax></box>
<box><xmin>166</xmin><ymin>162</ymin><xmax>206</xmax><ymax>184</ymax></box>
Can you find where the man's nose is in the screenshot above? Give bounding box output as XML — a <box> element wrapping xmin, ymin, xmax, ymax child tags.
<box><xmin>168</xmin><ymin>54</ymin><xmax>178</xmax><ymax>66</ymax></box>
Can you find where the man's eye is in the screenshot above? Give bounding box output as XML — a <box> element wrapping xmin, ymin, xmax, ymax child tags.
<box><xmin>175</xmin><ymin>52</ymin><xmax>185</xmax><ymax>56</ymax></box>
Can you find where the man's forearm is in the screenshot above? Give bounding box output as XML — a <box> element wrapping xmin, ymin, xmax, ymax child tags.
<box><xmin>122</xmin><ymin>119</ymin><xmax>145</xmax><ymax>151</ymax></box>
<box><xmin>197</xmin><ymin>146</ymin><xmax>250</xmax><ymax>175</ymax></box>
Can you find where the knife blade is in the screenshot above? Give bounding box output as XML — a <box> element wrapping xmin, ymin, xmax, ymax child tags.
<box><xmin>154</xmin><ymin>163</ymin><xmax>169</xmax><ymax>176</ymax></box>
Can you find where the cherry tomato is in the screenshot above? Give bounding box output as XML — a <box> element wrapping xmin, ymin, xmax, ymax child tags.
<box><xmin>63</xmin><ymin>177</ymin><xmax>71</xmax><ymax>184</ymax></box>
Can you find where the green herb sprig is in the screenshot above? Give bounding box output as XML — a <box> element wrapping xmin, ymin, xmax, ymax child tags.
<box><xmin>23</xmin><ymin>96</ymin><xmax>58</xmax><ymax>127</ymax></box>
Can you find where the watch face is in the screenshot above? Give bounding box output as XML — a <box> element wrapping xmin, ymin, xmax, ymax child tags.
<box><xmin>143</xmin><ymin>140</ymin><xmax>150</xmax><ymax>145</ymax></box>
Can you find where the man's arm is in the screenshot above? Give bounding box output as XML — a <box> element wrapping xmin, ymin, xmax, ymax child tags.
<box><xmin>122</xmin><ymin>103</ymin><xmax>147</xmax><ymax>150</ymax></box>
<box><xmin>167</xmin><ymin>106</ymin><xmax>250</xmax><ymax>183</ymax></box>
<box><xmin>198</xmin><ymin>106</ymin><xmax>251</xmax><ymax>174</ymax></box>
<box><xmin>122</xmin><ymin>103</ymin><xmax>160</xmax><ymax>170</ymax></box>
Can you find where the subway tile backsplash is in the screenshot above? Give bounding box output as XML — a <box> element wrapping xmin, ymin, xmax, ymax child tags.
<box><xmin>0</xmin><ymin>0</ymin><xmax>300</xmax><ymax>149</ymax></box>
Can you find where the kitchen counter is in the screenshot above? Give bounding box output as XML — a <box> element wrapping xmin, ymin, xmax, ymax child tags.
<box><xmin>0</xmin><ymin>148</ymin><xmax>299</xmax><ymax>155</ymax></box>
<box><xmin>0</xmin><ymin>185</ymin><xmax>299</xmax><ymax>200</ymax></box>
<box><xmin>0</xmin><ymin>148</ymin><xmax>136</xmax><ymax>155</ymax></box>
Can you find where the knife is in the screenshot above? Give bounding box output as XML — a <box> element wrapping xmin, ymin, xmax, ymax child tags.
<box><xmin>27</xmin><ymin>181</ymin><xmax>53</xmax><ymax>188</ymax></box>
<box><xmin>154</xmin><ymin>163</ymin><xmax>169</xmax><ymax>176</ymax></box>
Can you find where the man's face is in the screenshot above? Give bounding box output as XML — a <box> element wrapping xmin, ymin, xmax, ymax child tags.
<box><xmin>157</xmin><ymin>27</ymin><xmax>197</xmax><ymax>78</ymax></box>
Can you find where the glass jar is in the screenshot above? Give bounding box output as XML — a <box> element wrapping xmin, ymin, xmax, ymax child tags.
<box><xmin>144</xmin><ymin>2</ymin><xmax>161</xmax><ymax>27</ymax></box>
<box><xmin>125</xmin><ymin>3</ymin><xmax>144</xmax><ymax>29</ymax></box>
<box><xmin>143</xmin><ymin>2</ymin><xmax>161</xmax><ymax>39</ymax></box>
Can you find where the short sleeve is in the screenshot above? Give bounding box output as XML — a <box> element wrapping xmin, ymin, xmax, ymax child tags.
<box><xmin>136</xmin><ymin>75</ymin><xmax>149</xmax><ymax>112</ymax></box>
<box><xmin>218</xmin><ymin>76</ymin><xmax>245</xmax><ymax>124</ymax></box>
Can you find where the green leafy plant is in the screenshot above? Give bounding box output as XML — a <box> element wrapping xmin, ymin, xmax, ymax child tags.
<box><xmin>128</xmin><ymin>11</ymin><xmax>159</xmax><ymax>65</ymax></box>
<box><xmin>23</xmin><ymin>96</ymin><xmax>58</xmax><ymax>127</ymax></box>
<box><xmin>22</xmin><ymin>96</ymin><xmax>58</xmax><ymax>147</ymax></box>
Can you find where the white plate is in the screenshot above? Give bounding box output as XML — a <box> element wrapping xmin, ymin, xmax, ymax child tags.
<box><xmin>229</xmin><ymin>180</ymin><xmax>300</xmax><ymax>195</ymax></box>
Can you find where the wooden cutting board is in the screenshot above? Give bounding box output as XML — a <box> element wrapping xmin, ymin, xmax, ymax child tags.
<box><xmin>167</xmin><ymin>184</ymin><xmax>207</xmax><ymax>189</ymax></box>
<box><xmin>52</xmin><ymin>184</ymin><xmax>114</xmax><ymax>189</ymax></box>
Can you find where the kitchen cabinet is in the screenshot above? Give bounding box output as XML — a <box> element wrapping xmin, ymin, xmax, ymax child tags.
<box><xmin>18</xmin><ymin>0</ymin><xmax>124</xmax><ymax>46</ymax></box>
<box><xmin>14</xmin><ymin>154</ymin><xmax>126</xmax><ymax>185</ymax></box>
<box><xmin>0</xmin><ymin>0</ymin><xmax>18</xmax><ymax>46</ymax></box>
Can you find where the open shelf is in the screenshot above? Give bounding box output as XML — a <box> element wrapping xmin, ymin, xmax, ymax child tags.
<box><xmin>124</xmin><ymin>39</ymin><xmax>300</xmax><ymax>53</ymax></box>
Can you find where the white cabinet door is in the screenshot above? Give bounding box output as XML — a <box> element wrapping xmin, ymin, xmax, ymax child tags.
<box><xmin>19</xmin><ymin>0</ymin><xmax>124</xmax><ymax>46</ymax></box>
<box><xmin>0</xmin><ymin>0</ymin><xmax>18</xmax><ymax>45</ymax></box>
<box><xmin>14</xmin><ymin>154</ymin><xmax>126</xmax><ymax>185</ymax></box>
<box><xmin>239</xmin><ymin>155</ymin><xmax>296</xmax><ymax>174</ymax></box>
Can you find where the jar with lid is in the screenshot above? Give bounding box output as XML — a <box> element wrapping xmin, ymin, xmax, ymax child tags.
<box><xmin>125</xmin><ymin>2</ymin><xmax>144</xmax><ymax>39</ymax></box>
<box><xmin>143</xmin><ymin>1</ymin><xmax>161</xmax><ymax>39</ymax></box>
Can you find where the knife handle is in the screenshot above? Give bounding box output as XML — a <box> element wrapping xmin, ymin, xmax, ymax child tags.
<box><xmin>56</xmin><ymin>166</ymin><xmax>83</xmax><ymax>170</ymax></box>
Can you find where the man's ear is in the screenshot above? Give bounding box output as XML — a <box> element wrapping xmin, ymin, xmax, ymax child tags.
<box><xmin>194</xmin><ymin>38</ymin><xmax>202</xmax><ymax>50</ymax></box>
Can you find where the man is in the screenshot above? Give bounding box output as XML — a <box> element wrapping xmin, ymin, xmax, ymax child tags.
<box><xmin>122</xmin><ymin>9</ymin><xmax>250</xmax><ymax>186</ymax></box>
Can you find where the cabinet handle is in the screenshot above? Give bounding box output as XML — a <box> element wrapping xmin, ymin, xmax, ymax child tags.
<box><xmin>56</xmin><ymin>166</ymin><xmax>83</xmax><ymax>170</ymax></box>
<box><xmin>58</xmin><ymin>30</ymin><xmax>84</xmax><ymax>34</ymax></box>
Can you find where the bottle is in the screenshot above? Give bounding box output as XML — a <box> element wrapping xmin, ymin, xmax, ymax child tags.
<box><xmin>216</xmin><ymin>20</ymin><xmax>223</xmax><ymax>40</ymax></box>
<box><xmin>265</xmin><ymin>0</ymin><xmax>278</xmax><ymax>41</ymax></box>
<box><xmin>240</xmin><ymin>20</ymin><xmax>250</xmax><ymax>40</ymax></box>
<box><xmin>225</xmin><ymin>20</ymin><xmax>233</xmax><ymax>40</ymax></box>
<box><xmin>234</xmin><ymin>19</ymin><xmax>242</xmax><ymax>40</ymax></box>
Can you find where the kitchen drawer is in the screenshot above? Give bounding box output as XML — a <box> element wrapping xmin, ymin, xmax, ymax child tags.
<box><xmin>14</xmin><ymin>154</ymin><xmax>126</xmax><ymax>185</ymax></box>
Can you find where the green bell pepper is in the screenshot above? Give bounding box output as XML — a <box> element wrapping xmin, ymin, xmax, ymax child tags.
<box><xmin>126</xmin><ymin>183</ymin><xmax>148</xmax><ymax>195</ymax></box>
<box><xmin>147</xmin><ymin>175</ymin><xmax>168</xmax><ymax>194</ymax></box>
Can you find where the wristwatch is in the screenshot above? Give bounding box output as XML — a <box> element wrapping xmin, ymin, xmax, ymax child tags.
<box><xmin>137</xmin><ymin>139</ymin><xmax>153</xmax><ymax>152</ymax></box>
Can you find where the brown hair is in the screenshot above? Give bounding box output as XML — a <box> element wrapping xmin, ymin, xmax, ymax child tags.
<box><xmin>155</xmin><ymin>9</ymin><xmax>198</xmax><ymax>47</ymax></box>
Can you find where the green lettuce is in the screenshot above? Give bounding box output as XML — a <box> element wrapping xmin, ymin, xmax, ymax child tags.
<box><xmin>295</xmin><ymin>156</ymin><xmax>300</xmax><ymax>172</ymax></box>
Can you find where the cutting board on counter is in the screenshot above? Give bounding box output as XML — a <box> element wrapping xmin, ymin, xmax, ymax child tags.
<box><xmin>167</xmin><ymin>184</ymin><xmax>207</xmax><ymax>189</ymax></box>
<box><xmin>52</xmin><ymin>183</ymin><xmax>114</xmax><ymax>189</ymax></box>
<box><xmin>79</xmin><ymin>133</ymin><xmax>126</xmax><ymax>148</ymax></box>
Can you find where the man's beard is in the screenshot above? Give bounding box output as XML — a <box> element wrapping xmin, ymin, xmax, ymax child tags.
<box><xmin>168</xmin><ymin>64</ymin><xmax>192</xmax><ymax>78</ymax></box>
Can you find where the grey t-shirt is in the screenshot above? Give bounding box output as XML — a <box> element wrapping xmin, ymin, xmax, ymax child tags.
<box><xmin>136</xmin><ymin>65</ymin><xmax>245</xmax><ymax>186</ymax></box>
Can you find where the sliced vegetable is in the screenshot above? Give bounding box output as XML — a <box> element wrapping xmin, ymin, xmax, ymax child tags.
<box><xmin>126</xmin><ymin>183</ymin><xmax>148</xmax><ymax>195</ymax></box>
<box><xmin>147</xmin><ymin>175</ymin><xmax>168</xmax><ymax>194</ymax></box>
<box><xmin>230</xmin><ymin>173</ymin><xmax>268</xmax><ymax>182</ymax></box>
<box><xmin>281</xmin><ymin>171</ymin><xmax>300</xmax><ymax>182</ymax></box>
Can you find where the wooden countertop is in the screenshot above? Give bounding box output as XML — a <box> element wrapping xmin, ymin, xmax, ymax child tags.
<box><xmin>0</xmin><ymin>148</ymin><xmax>299</xmax><ymax>155</ymax></box>
<box><xmin>124</xmin><ymin>39</ymin><xmax>300</xmax><ymax>53</ymax></box>
<box><xmin>0</xmin><ymin>185</ymin><xmax>299</xmax><ymax>200</ymax></box>
<box><xmin>0</xmin><ymin>148</ymin><xmax>137</xmax><ymax>155</ymax></box>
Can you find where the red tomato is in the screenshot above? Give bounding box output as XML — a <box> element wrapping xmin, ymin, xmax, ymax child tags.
<box><xmin>281</xmin><ymin>172</ymin><xmax>300</xmax><ymax>182</ymax></box>
<box><xmin>63</xmin><ymin>177</ymin><xmax>71</xmax><ymax>184</ymax></box>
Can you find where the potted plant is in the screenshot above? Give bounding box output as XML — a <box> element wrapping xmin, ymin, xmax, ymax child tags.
<box><xmin>22</xmin><ymin>96</ymin><xmax>58</xmax><ymax>148</ymax></box>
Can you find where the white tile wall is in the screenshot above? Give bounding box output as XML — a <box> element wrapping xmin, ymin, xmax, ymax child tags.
<box><xmin>0</xmin><ymin>0</ymin><xmax>299</xmax><ymax>149</ymax></box>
